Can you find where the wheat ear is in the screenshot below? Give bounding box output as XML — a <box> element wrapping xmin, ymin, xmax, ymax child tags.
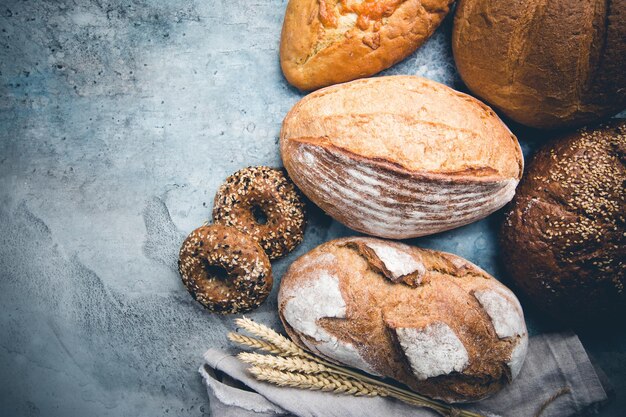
<box><xmin>227</xmin><ymin>333</ymin><xmax>284</xmax><ymax>355</ymax></box>
<box><xmin>235</xmin><ymin>317</ymin><xmax>310</xmax><ymax>357</ymax></box>
<box><xmin>249</xmin><ymin>366</ymin><xmax>387</xmax><ymax>397</ymax></box>
<box><xmin>238</xmin><ymin>352</ymin><xmax>333</xmax><ymax>374</ymax></box>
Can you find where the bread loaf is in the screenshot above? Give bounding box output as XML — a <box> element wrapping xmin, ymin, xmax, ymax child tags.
<box><xmin>452</xmin><ymin>0</ymin><xmax>626</xmax><ymax>129</ymax></box>
<box><xmin>278</xmin><ymin>237</ymin><xmax>528</xmax><ymax>403</ymax></box>
<box><xmin>281</xmin><ymin>76</ymin><xmax>524</xmax><ymax>239</ymax></box>
<box><xmin>280</xmin><ymin>0</ymin><xmax>454</xmax><ymax>91</ymax></box>
<box><xmin>501</xmin><ymin>121</ymin><xmax>626</xmax><ymax>326</ymax></box>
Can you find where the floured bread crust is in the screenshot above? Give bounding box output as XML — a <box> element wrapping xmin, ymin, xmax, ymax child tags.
<box><xmin>280</xmin><ymin>0</ymin><xmax>454</xmax><ymax>90</ymax></box>
<box><xmin>281</xmin><ymin>76</ymin><xmax>524</xmax><ymax>239</ymax></box>
<box><xmin>396</xmin><ymin>323</ymin><xmax>469</xmax><ymax>380</ymax></box>
<box><xmin>278</xmin><ymin>237</ymin><xmax>528</xmax><ymax>403</ymax></box>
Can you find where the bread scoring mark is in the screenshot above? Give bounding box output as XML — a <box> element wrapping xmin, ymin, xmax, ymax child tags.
<box><xmin>345</xmin><ymin>237</ymin><xmax>489</xmax><ymax>286</ymax></box>
<box><xmin>473</xmin><ymin>289</ymin><xmax>526</xmax><ymax>339</ymax></box>
<box><xmin>365</xmin><ymin>241</ymin><xmax>424</xmax><ymax>280</ymax></box>
<box><xmin>282</xmin><ymin>270</ymin><xmax>379</xmax><ymax>375</ymax></box>
<box><xmin>506</xmin><ymin>0</ymin><xmax>549</xmax><ymax>89</ymax></box>
<box><xmin>395</xmin><ymin>323</ymin><xmax>469</xmax><ymax>380</ymax></box>
<box><xmin>289</xmin><ymin>141</ymin><xmax>518</xmax><ymax>238</ymax></box>
<box><xmin>508</xmin><ymin>334</ymin><xmax>528</xmax><ymax>379</ymax></box>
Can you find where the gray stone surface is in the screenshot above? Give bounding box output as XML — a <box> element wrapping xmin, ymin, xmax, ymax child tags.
<box><xmin>0</xmin><ymin>1</ymin><xmax>623</xmax><ymax>416</ymax></box>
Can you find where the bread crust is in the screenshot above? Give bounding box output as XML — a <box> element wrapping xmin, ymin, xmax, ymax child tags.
<box><xmin>280</xmin><ymin>0</ymin><xmax>454</xmax><ymax>91</ymax></box>
<box><xmin>452</xmin><ymin>0</ymin><xmax>626</xmax><ymax>129</ymax></box>
<box><xmin>500</xmin><ymin>120</ymin><xmax>626</xmax><ymax>326</ymax></box>
<box><xmin>278</xmin><ymin>237</ymin><xmax>528</xmax><ymax>403</ymax></box>
<box><xmin>280</xmin><ymin>76</ymin><xmax>523</xmax><ymax>238</ymax></box>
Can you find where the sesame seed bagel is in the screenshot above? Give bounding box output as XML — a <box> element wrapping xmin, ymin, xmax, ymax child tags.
<box><xmin>178</xmin><ymin>224</ymin><xmax>272</xmax><ymax>314</ymax></box>
<box><xmin>501</xmin><ymin>120</ymin><xmax>626</xmax><ymax>327</ymax></box>
<box><xmin>213</xmin><ymin>166</ymin><xmax>306</xmax><ymax>260</ymax></box>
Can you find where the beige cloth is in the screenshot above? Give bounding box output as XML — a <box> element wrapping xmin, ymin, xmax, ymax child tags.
<box><xmin>199</xmin><ymin>332</ymin><xmax>608</xmax><ymax>417</ymax></box>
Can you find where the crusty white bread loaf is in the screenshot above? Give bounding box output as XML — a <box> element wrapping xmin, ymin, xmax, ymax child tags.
<box><xmin>280</xmin><ymin>0</ymin><xmax>454</xmax><ymax>91</ymax></box>
<box><xmin>280</xmin><ymin>76</ymin><xmax>524</xmax><ymax>239</ymax></box>
<box><xmin>278</xmin><ymin>237</ymin><xmax>528</xmax><ymax>403</ymax></box>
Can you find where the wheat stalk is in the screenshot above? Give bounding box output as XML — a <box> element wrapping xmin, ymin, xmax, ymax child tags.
<box><xmin>235</xmin><ymin>317</ymin><xmax>310</xmax><ymax>357</ymax></box>
<box><xmin>230</xmin><ymin>319</ymin><xmax>485</xmax><ymax>417</ymax></box>
<box><xmin>238</xmin><ymin>352</ymin><xmax>331</xmax><ymax>374</ymax></box>
<box><xmin>249</xmin><ymin>366</ymin><xmax>387</xmax><ymax>397</ymax></box>
<box><xmin>227</xmin><ymin>333</ymin><xmax>284</xmax><ymax>355</ymax></box>
<box><xmin>237</xmin><ymin>352</ymin><xmax>437</xmax><ymax>408</ymax></box>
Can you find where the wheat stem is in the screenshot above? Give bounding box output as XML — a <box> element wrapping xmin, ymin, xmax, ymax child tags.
<box><xmin>249</xmin><ymin>366</ymin><xmax>386</xmax><ymax>397</ymax></box>
<box><xmin>293</xmin><ymin>352</ymin><xmax>480</xmax><ymax>417</ymax></box>
<box><xmin>238</xmin><ymin>352</ymin><xmax>331</xmax><ymax>374</ymax></box>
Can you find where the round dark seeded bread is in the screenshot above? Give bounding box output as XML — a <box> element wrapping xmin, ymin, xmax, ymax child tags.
<box><xmin>500</xmin><ymin>120</ymin><xmax>626</xmax><ymax>326</ymax></box>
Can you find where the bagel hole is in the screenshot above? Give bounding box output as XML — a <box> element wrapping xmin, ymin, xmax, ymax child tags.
<box><xmin>251</xmin><ymin>205</ymin><xmax>268</xmax><ymax>225</ymax></box>
<box><xmin>204</xmin><ymin>263</ymin><xmax>230</xmax><ymax>282</ymax></box>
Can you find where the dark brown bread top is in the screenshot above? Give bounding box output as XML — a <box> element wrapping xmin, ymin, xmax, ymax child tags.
<box><xmin>501</xmin><ymin>121</ymin><xmax>626</xmax><ymax>325</ymax></box>
<box><xmin>453</xmin><ymin>0</ymin><xmax>626</xmax><ymax>129</ymax></box>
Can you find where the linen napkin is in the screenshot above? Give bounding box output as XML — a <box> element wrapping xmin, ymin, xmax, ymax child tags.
<box><xmin>199</xmin><ymin>332</ymin><xmax>608</xmax><ymax>417</ymax></box>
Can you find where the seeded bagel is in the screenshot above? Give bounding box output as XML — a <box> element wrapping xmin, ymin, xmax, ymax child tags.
<box><xmin>213</xmin><ymin>166</ymin><xmax>306</xmax><ymax>260</ymax></box>
<box><xmin>178</xmin><ymin>224</ymin><xmax>273</xmax><ymax>314</ymax></box>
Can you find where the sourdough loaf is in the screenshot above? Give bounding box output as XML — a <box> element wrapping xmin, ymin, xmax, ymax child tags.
<box><xmin>278</xmin><ymin>237</ymin><xmax>528</xmax><ymax>403</ymax></box>
<box><xmin>280</xmin><ymin>76</ymin><xmax>524</xmax><ymax>239</ymax></box>
<box><xmin>501</xmin><ymin>121</ymin><xmax>626</xmax><ymax>326</ymax></box>
<box><xmin>280</xmin><ymin>0</ymin><xmax>454</xmax><ymax>91</ymax></box>
<box><xmin>452</xmin><ymin>0</ymin><xmax>626</xmax><ymax>129</ymax></box>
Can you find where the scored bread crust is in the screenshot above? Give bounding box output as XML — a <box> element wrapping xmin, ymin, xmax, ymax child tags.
<box><xmin>280</xmin><ymin>76</ymin><xmax>524</xmax><ymax>239</ymax></box>
<box><xmin>278</xmin><ymin>237</ymin><xmax>528</xmax><ymax>403</ymax></box>
<box><xmin>280</xmin><ymin>0</ymin><xmax>454</xmax><ymax>91</ymax></box>
<box><xmin>452</xmin><ymin>0</ymin><xmax>626</xmax><ymax>129</ymax></box>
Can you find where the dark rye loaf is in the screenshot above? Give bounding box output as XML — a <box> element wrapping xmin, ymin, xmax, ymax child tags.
<box><xmin>500</xmin><ymin>121</ymin><xmax>626</xmax><ymax>326</ymax></box>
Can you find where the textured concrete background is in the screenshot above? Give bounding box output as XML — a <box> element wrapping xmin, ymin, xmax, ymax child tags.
<box><xmin>0</xmin><ymin>1</ymin><xmax>624</xmax><ymax>416</ymax></box>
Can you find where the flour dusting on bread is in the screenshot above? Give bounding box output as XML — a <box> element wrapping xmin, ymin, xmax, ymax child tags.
<box><xmin>396</xmin><ymin>323</ymin><xmax>469</xmax><ymax>380</ymax></box>
<box><xmin>365</xmin><ymin>241</ymin><xmax>424</xmax><ymax>279</ymax></box>
<box><xmin>474</xmin><ymin>289</ymin><xmax>526</xmax><ymax>339</ymax></box>
<box><xmin>508</xmin><ymin>335</ymin><xmax>528</xmax><ymax>378</ymax></box>
<box><xmin>278</xmin><ymin>237</ymin><xmax>529</xmax><ymax>402</ymax></box>
<box><xmin>281</xmin><ymin>270</ymin><xmax>378</xmax><ymax>374</ymax></box>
